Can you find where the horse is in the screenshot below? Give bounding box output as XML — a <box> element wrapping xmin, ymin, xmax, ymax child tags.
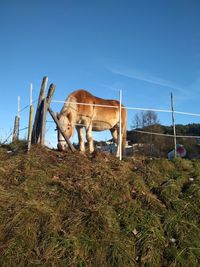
<box><xmin>57</xmin><ymin>89</ymin><xmax>127</xmax><ymax>157</ymax></box>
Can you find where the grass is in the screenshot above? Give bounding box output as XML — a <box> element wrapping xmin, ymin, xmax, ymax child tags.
<box><xmin>0</xmin><ymin>142</ymin><xmax>200</xmax><ymax>266</ymax></box>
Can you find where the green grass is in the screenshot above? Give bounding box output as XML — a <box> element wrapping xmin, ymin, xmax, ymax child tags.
<box><xmin>0</xmin><ymin>143</ymin><xmax>200</xmax><ymax>266</ymax></box>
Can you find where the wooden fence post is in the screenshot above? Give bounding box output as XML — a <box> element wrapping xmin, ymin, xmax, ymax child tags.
<box><xmin>12</xmin><ymin>116</ymin><xmax>19</xmax><ymax>142</ymax></box>
<box><xmin>31</xmin><ymin>76</ymin><xmax>48</xmax><ymax>144</ymax></box>
<box><xmin>40</xmin><ymin>83</ymin><xmax>56</xmax><ymax>146</ymax></box>
<box><xmin>40</xmin><ymin>98</ymin><xmax>47</xmax><ymax>146</ymax></box>
<box><xmin>48</xmin><ymin>107</ymin><xmax>76</xmax><ymax>152</ymax></box>
<box><xmin>12</xmin><ymin>96</ymin><xmax>21</xmax><ymax>143</ymax></box>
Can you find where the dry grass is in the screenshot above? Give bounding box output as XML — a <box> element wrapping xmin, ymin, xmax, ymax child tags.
<box><xmin>0</xmin><ymin>142</ymin><xmax>200</xmax><ymax>266</ymax></box>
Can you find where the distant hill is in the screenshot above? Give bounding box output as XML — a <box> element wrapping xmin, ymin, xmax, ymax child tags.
<box><xmin>127</xmin><ymin>123</ymin><xmax>200</xmax><ymax>158</ymax></box>
<box><xmin>163</xmin><ymin>123</ymin><xmax>200</xmax><ymax>137</ymax></box>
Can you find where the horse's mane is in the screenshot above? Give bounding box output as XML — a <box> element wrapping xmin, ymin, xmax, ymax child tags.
<box><xmin>60</xmin><ymin>95</ymin><xmax>77</xmax><ymax>115</ymax></box>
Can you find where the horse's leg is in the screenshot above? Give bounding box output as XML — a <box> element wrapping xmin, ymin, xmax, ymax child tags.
<box><xmin>86</xmin><ymin>124</ymin><xmax>94</xmax><ymax>153</ymax></box>
<box><xmin>110</xmin><ymin>128</ymin><xmax>120</xmax><ymax>157</ymax></box>
<box><xmin>77</xmin><ymin>126</ymin><xmax>85</xmax><ymax>152</ymax></box>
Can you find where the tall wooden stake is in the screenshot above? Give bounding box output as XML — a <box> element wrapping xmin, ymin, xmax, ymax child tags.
<box><xmin>40</xmin><ymin>83</ymin><xmax>56</xmax><ymax>146</ymax></box>
<box><xmin>13</xmin><ymin>96</ymin><xmax>20</xmax><ymax>142</ymax></box>
<box><xmin>40</xmin><ymin>98</ymin><xmax>47</xmax><ymax>146</ymax></box>
<box><xmin>31</xmin><ymin>76</ymin><xmax>48</xmax><ymax>144</ymax></box>
<box><xmin>12</xmin><ymin>116</ymin><xmax>19</xmax><ymax>142</ymax></box>
<box><xmin>171</xmin><ymin>92</ymin><xmax>177</xmax><ymax>157</ymax></box>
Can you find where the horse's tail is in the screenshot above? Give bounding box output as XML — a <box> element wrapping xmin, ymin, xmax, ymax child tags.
<box><xmin>122</xmin><ymin>107</ymin><xmax>127</xmax><ymax>156</ymax></box>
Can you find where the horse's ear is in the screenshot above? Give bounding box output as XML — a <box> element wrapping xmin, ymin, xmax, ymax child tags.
<box><xmin>67</xmin><ymin>111</ymin><xmax>72</xmax><ymax>122</ymax></box>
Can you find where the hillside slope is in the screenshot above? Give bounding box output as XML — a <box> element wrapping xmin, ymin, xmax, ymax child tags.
<box><xmin>0</xmin><ymin>143</ymin><xmax>200</xmax><ymax>267</ymax></box>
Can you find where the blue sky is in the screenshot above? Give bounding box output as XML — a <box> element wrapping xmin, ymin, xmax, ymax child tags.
<box><xmin>0</xmin><ymin>0</ymin><xmax>200</xmax><ymax>145</ymax></box>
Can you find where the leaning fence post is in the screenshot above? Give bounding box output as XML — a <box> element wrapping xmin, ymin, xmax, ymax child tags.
<box><xmin>27</xmin><ymin>84</ymin><xmax>34</xmax><ymax>152</ymax></box>
<box><xmin>40</xmin><ymin>83</ymin><xmax>56</xmax><ymax>146</ymax></box>
<box><xmin>48</xmin><ymin>107</ymin><xmax>76</xmax><ymax>152</ymax></box>
<box><xmin>31</xmin><ymin>76</ymin><xmax>48</xmax><ymax>144</ymax></box>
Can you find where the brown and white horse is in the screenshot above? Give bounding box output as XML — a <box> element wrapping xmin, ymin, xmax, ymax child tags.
<box><xmin>57</xmin><ymin>89</ymin><xmax>127</xmax><ymax>157</ymax></box>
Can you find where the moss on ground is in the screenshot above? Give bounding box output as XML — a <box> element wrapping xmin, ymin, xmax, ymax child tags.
<box><xmin>0</xmin><ymin>143</ymin><xmax>200</xmax><ymax>266</ymax></box>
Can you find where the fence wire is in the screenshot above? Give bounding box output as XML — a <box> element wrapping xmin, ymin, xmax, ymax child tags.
<box><xmin>49</xmin><ymin>98</ymin><xmax>200</xmax><ymax>140</ymax></box>
<box><xmin>133</xmin><ymin>129</ymin><xmax>200</xmax><ymax>139</ymax></box>
<box><xmin>4</xmin><ymin>93</ymin><xmax>199</xmax><ymax>155</ymax></box>
<box><xmin>52</xmin><ymin>100</ymin><xmax>200</xmax><ymax>117</ymax></box>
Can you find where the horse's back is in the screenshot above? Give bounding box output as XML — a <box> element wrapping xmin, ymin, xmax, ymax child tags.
<box><xmin>70</xmin><ymin>89</ymin><xmax>119</xmax><ymax>107</ymax></box>
<box><xmin>69</xmin><ymin>89</ymin><xmax>126</xmax><ymax>129</ymax></box>
<box><xmin>69</xmin><ymin>89</ymin><xmax>94</xmax><ymax>103</ymax></box>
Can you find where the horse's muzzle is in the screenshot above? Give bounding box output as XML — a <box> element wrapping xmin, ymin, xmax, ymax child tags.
<box><xmin>57</xmin><ymin>142</ymin><xmax>68</xmax><ymax>151</ymax></box>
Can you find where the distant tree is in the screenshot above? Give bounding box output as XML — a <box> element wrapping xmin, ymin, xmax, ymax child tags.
<box><xmin>132</xmin><ymin>110</ymin><xmax>159</xmax><ymax>129</ymax></box>
<box><xmin>130</xmin><ymin>111</ymin><xmax>164</xmax><ymax>156</ymax></box>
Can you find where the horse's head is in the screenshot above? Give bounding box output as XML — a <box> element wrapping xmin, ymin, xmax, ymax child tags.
<box><xmin>56</xmin><ymin>111</ymin><xmax>74</xmax><ymax>151</ymax></box>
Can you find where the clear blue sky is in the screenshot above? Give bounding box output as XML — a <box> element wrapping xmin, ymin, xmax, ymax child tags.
<box><xmin>0</xmin><ymin>0</ymin><xmax>200</xmax><ymax>145</ymax></box>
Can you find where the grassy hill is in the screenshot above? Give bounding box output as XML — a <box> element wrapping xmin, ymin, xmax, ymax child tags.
<box><xmin>0</xmin><ymin>142</ymin><xmax>200</xmax><ymax>267</ymax></box>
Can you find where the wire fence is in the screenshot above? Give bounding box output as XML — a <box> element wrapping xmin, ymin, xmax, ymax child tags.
<box><xmin>0</xmin><ymin>90</ymin><xmax>37</xmax><ymax>144</ymax></box>
<box><xmin>51</xmin><ymin>99</ymin><xmax>200</xmax><ymax>138</ymax></box>
<box><xmin>3</xmin><ymin>101</ymin><xmax>200</xmax><ymax>140</ymax></box>
<box><xmin>52</xmin><ymin>100</ymin><xmax>200</xmax><ymax>117</ymax></box>
<box><xmin>133</xmin><ymin>129</ymin><xmax>200</xmax><ymax>139</ymax></box>
<box><xmin>1</xmin><ymin>83</ymin><xmax>199</xmax><ymax>158</ymax></box>
<box><xmin>50</xmin><ymin>94</ymin><xmax>200</xmax><ymax>158</ymax></box>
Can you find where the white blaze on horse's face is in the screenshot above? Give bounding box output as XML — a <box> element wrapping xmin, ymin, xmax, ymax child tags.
<box><xmin>57</xmin><ymin>112</ymin><xmax>73</xmax><ymax>151</ymax></box>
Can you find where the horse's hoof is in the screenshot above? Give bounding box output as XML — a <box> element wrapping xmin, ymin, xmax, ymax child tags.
<box><xmin>88</xmin><ymin>150</ymin><xmax>97</xmax><ymax>159</ymax></box>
